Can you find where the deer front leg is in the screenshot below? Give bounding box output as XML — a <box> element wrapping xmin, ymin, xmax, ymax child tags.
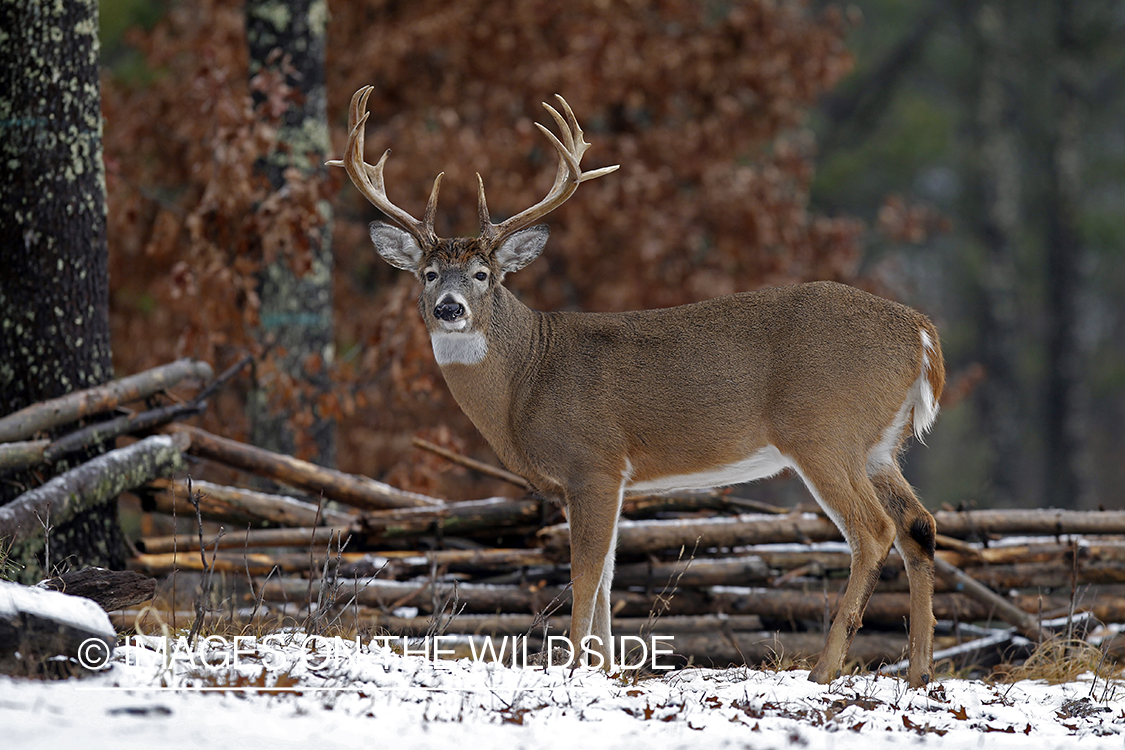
<box><xmin>800</xmin><ymin>467</ymin><xmax>896</xmax><ymax>685</ymax></box>
<box><xmin>565</xmin><ymin>477</ymin><xmax>624</xmax><ymax>670</ymax></box>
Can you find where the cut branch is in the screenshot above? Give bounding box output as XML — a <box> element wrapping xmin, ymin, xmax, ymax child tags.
<box><xmin>147</xmin><ymin>478</ymin><xmax>357</xmax><ymax>528</ymax></box>
<box><xmin>170</xmin><ymin>424</ymin><xmax>442</xmax><ymax>510</ymax></box>
<box><xmin>0</xmin><ymin>440</ymin><xmax>48</xmax><ymax>474</ymax></box>
<box><xmin>0</xmin><ymin>434</ymin><xmax>188</xmax><ymax>565</ymax></box>
<box><xmin>0</xmin><ymin>359</ymin><xmax>213</xmax><ymax>442</ymax></box>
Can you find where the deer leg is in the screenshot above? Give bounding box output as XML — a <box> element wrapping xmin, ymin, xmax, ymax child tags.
<box><xmin>872</xmin><ymin>468</ymin><xmax>936</xmax><ymax>688</ymax></box>
<box><xmin>797</xmin><ymin>464</ymin><xmax>896</xmax><ymax>685</ymax></box>
<box><xmin>565</xmin><ymin>476</ymin><xmax>624</xmax><ymax>670</ymax></box>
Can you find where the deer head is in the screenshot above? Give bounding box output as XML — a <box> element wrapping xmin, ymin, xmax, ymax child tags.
<box><xmin>328</xmin><ymin>87</ymin><xmax>618</xmax><ymax>348</ymax></box>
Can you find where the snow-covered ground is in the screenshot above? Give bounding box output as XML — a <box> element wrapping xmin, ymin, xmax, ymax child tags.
<box><xmin>2</xmin><ymin>632</ymin><xmax>1124</xmax><ymax>749</ymax></box>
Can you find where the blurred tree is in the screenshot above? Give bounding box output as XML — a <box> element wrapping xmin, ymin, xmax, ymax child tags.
<box><xmin>1042</xmin><ymin>0</ymin><xmax>1093</xmax><ymax>507</ymax></box>
<box><xmin>963</xmin><ymin>0</ymin><xmax>1025</xmax><ymax>508</ymax></box>
<box><xmin>1</xmin><ymin>0</ymin><xmax>125</xmax><ymax>580</ymax></box>
<box><xmin>245</xmin><ymin>0</ymin><xmax>335</xmax><ymax>466</ymax></box>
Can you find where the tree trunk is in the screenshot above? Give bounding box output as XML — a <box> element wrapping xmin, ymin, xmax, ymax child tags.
<box><xmin>245</xmin><ymin>0</ymin><xmax>335</xmax><ymax>466</ymax></box>
<box><xmin>964</xmin><ymin>0</ymin><xmax>1027</xmax><ymax>507</ymax></box>
<box><xmin>1043</xmin><ymin>0</ymin><xmax>1092</xmax><ymax>508</ymax></box>
<box><xmin>0</xmin><ymin>0</ymin><xmax>123</xmax><ymax>582</ymax></box>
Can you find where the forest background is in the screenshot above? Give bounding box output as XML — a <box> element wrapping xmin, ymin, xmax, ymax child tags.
<box><xmin>95</xmin><ymin>0</ymin><xmax>1125</xmax><ymax>515</ymax></box>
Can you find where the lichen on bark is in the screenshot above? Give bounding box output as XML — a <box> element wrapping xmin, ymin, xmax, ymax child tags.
<box><xmin>1</xmin><ymin>0</ymin><xmax>122</xmax><ymax>577</ymax></box>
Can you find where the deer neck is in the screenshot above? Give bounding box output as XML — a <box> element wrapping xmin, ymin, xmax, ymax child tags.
<box><xmin>430</xmin><ymin>285</ymin><xmax>540</xmax><ymax>466</ymax></box>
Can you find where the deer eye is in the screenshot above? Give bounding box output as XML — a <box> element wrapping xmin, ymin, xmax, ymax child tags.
<box><xmin>474</xmin><ymin>271</ymin><xmax>488</xmax><ymax>282</ymax></box>
<box><xmin>424</xmin><ymin>271</ymin><xmax>437</xmax><ymax>282</ymax></box>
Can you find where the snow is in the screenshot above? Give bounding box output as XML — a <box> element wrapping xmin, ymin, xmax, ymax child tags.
<box><xmin>2</xmin><ymin>632</ymin><xmax>1124</xmax><ymax>749</ymax></box>
<box><xmin>0</xmin><ymin>579</ymin><xmax>116</xmax><ymax>642</ymax></box>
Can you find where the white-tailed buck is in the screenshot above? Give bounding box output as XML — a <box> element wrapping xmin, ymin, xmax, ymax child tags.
<box><xmin>330</xmin><ymin>86</ymin><xmax>945</xmax><ymax>688</ymax></box>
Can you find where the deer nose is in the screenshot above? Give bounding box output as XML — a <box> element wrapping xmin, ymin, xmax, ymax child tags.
<box><xmin>434</xmin><ymin>297</ymin><xmax>465</xmax><ymax>322</ymax></box>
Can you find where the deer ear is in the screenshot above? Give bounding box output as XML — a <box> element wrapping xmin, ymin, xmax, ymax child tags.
<box><xmin>493</xmin><ymin>224</ymin><xmax>549</xmax><ymax>274</ymax></box>
<box><xmin>369</xmin><ymin>221</ymin><xmax>423</xmax><ymax>272</ymax></box>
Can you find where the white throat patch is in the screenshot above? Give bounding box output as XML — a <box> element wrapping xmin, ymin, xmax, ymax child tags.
<box><xmin>430</xmin><ymin>331</ymin><xmax>488</xmax><ymax>366</ymax></box>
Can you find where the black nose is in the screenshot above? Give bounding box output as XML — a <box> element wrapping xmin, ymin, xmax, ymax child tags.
<box><xmin>434</xmin><ymin>298</ymin><xmax>465</xmax><ymax>322</ymax></box>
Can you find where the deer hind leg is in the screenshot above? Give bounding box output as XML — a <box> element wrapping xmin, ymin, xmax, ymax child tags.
<box><xmin>796</xmin><ymin>462</ymin><xmax>897</xmax><ymax>685</ymax></box>
<box><xmin>565</xmin><ymin>476</ymin><xmax>624</xmax><ymax>670</ymax></box>
<box><xmin>871</xmin><ymin>467</ymin><xmax>936</xmax><ymax>688</ymax></box>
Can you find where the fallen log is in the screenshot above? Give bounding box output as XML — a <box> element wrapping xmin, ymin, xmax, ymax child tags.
<box><xmin>38</xmin><ymin>568</ymin><xmax>156</xmax><ymax>612</ymax></box>
<box><xmin>0</xmin><ymin>434</ymin><xmax>189</xmax><ymax>567</ymax></box>
<box><xmin>353</xmin><ymin>611</ymin><xmax>768</xmax><ymax>638</ymax></box>
<box><xmin>932</xmin><ymin>508</ymin><xmax>1125</xmax><ymax>539</ymax></box>
<box><xmin>170</xmin><ymin>424</ymin><xmax>442</xmax><ymax>510</ymax></box>
<box><xmin>360</xmin><ymin>496</ymin><xmax>549</xmax><ymax>538</ymax></box>
<box><xmin>147</xmin><ymin>478</ymin><xmax>357</xmax><ymax>528</ymax></box>
<box><xmin>130</xmin><ymin>548</ymin><xmax>549</xmax><ymax>577</ymax></box>
<box><xmin>0</xmin><ymin>359</ymin><xmax>213</xmax><ymax>443</ymax></box>
<box><xmin>1</xmin><ymin>579</ymin><xmax>117</xmax><ymax>674</ymax></box>
<box><xmin>538</xmin><ymin>509</ymin><xmax>1125</xmax><ymax>558</ymax></box>
<box><xmin>256</xmin><ymin>576</ymin><xmax>714</xmax><ymax>618</ymax></box>
<box><xmin>135</xmin><ymin>525</ymin><xmax>354</xmax><ymax>555</ymax></box>
<box><xmin>614</xmin><ymin>556</ymin><xmax>772</xmax><ymax>589</ymax></box>
<box><xmin>0</xmin><ymin>439</ymin><xmax>49</xmax><ymax>474</ymax></box>
<box><xmin>538</xmin><ymin>513</ymin><xmax>841</xmax><ymax>559</ymax></box>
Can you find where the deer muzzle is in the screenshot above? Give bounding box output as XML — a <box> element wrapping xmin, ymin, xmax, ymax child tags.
<box><xmin>434</xmin><ymin>296</ymin><xmax>466</xmax><ymax>322</ymax></box>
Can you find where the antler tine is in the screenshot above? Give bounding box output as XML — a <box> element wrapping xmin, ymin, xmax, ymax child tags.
<box><xmin>479</xmin><ymin>95</ymin><xmax>619</xmax><ymax>244</ymax></box>
<box><xmin>327</xmin><ymin>85</ymin><xmax>440</xmax><ymax>247</ymax></box>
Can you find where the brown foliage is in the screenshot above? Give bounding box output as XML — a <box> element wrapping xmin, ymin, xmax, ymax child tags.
<box><xmin>104</xmin><ymin>0</ymin><xmax>863</xmax><ymax>497</ymax></box>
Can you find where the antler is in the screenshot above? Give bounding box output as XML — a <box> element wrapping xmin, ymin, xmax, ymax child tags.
<box><xmin>327</xmin><ymin>85</ymin><xmax>443</xmax><ymax>249</ymax></box>
<box><xmin>477</xmin><ymin>95</ymin><xmax>619</xmax><ymax>246</ymax></box>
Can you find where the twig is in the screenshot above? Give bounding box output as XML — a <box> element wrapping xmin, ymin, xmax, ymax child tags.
<box><xmin>411</xmin><ymin>436</ymin><xmax>531</xmax><ymax>491</ymax></box>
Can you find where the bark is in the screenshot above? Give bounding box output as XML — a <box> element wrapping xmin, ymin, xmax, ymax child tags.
<box><xmin>0</xmin><ymin>440</ymin><xmax>48</xmax><ymax>474</ymax></box>
<box><xmin>245</xmin><ymin>0</ymin><xmax>335</xmax><ymax>466</ymax></box>
<box><xmin>171</xmin><ymin>424</ymin><xmax>441</xmax><ymax>509</ymax></box>
<box><xmin>0</xmin><ymin>0</ymin><xmax>120</xmax><ymax>579</ymax></box>
<box><xmin>39</xmin><ymin>568</ymin><xmax>156</xmax><ymax>612</ymax></box>
<box><xmin>147</xmin><ymin>478</ymin><xmax>357</xmax><ymax>528</ymax></box>
<box><xmin>0</xmin><ymin>359</ymin><xmax>213</xmax><ymax>443</ymax></box>
<box><xmin>0</xmin><ymin>435</ymin><xmax>188</xmax><ymax>582</ymax></box>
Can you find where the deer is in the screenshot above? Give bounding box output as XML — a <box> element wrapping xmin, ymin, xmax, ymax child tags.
<box><xmin>329</xmin><ymin>86</ymin><xmax>945</xmax><ymax>689</ymax></box>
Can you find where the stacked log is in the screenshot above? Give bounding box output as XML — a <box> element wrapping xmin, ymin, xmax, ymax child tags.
<box><xmin>125</xmin><ymin>434</ymin><xmax>1125</xmax><ymax>670</ymax></box>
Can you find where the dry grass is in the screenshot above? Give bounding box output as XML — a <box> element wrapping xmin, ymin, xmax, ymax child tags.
<box><xmin>992</xmin><ymin>636</ymin><xmax>1122</xmax><ymax>686</ymax></box>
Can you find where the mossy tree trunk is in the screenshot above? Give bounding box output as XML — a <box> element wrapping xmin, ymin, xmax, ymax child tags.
<box><xmin>245</xmin><ymin>0</ymin><xmax>335</xmax><ymax>467</ymax></box>
<box><xmin>0</xmin><ymin>0</ymin><xmax>125</xmax><ymax>581</ymax></box>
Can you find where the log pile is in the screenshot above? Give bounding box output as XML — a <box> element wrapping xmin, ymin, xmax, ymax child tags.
<box><xmin>127</xmin><ymin>434</ymin><xmax>1125</xmax><ymax>672</ymax></box>
<box><xmin>3</xmin><ymin>359</ymin><xmax>1124</xmax><ymax>673</ymax></box>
